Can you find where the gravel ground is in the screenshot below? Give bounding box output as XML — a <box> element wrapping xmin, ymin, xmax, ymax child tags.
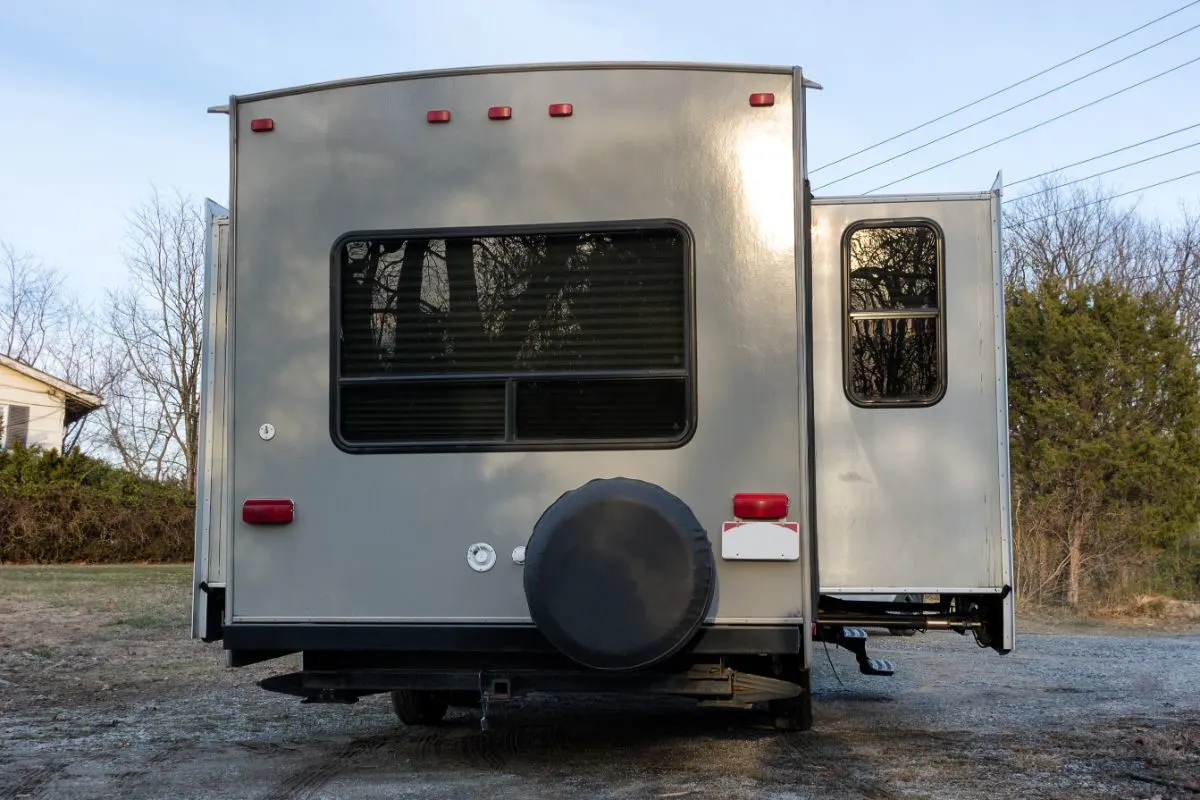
<box><xmin>1</xmin><ymin>567</ymin><xmax>1198</xmax><ymax>799</ymax></box>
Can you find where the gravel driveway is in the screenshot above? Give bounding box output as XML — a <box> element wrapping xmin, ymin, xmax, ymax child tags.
<box><xmin>2</xmin><ymin>567</ymin><xmax>1197</xmax><ymax>799</ymax></box>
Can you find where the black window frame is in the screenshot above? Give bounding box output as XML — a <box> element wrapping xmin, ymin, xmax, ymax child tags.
<box><xmin>328</xmin><ymin>219</ymin><xmax>698</xmax><ymax>454</ymax></box>
<box><xmin>840</xmin><ymin>218</ymin><xmax>947</xmax><ymax>409</ymax></box>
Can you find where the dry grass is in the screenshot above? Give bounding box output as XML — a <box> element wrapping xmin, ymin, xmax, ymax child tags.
<box><xmin>0</xmin><ymin>564</ymin><xmax>219</xmax><ymax>706</ymax></box>
<box><xmin>0</xmin><ymin>563</ymin><xmax>192</xmax><ymax>614</ymax></box>
<box><xmin>1105</xmin><ymin>594</ymin><xmax>1200</xmax><ymax>622</ymax></box>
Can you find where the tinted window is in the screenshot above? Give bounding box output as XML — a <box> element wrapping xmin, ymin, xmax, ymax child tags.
<box><xmin>848</xmin><ymin>224</ymin><xmax>938</xmax><ymax>311</ymax></box>
<box><xmin>844</xmin><ymin>223</ymin><xmax>944</xmax><ymax>405</ymax></box>
<box><xmin>334</xmin><ymin>225</ymin><xmax>692</xmax><ymax>449</ymax></box>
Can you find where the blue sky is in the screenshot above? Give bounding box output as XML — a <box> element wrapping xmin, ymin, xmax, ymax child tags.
<box><xmin>2</xmin><ymin>0</ymin><xmax>1199</xmax><ymax>302</ymax></box>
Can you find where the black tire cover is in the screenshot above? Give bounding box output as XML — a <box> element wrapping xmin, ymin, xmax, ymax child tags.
<box><xmin>522</xmin><ymin>477</ymin><xmax>715</xmax><ymax>671</ymax></box>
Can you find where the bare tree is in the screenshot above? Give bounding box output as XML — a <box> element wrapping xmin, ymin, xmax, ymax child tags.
<box><xmin>44</xmin><ymin>299</ymin><xmax>125</xmax><ymax>455</ymax></box>
<box><xmin>1007</xmin><ymin>181</ymin><xmax>1200</xmax><ymax>352</ymax></box>
<box><xmin>1149</xmin><ymin>206</ymin><xmax>1200</xmax><ymax>356</ymax></box>
<box><xmin>106</xmin><ymin>188</ymin><xmax>205</xmax><ymax>488</ymax></box>
<box><xmin>92</xmin><ymin>350</ymin><xmax>184</xmax><ymax>480</ymax></box>
<box><xmin>1003</xmin><ymin>177</ymin><xmax>1149</xmax><ymax>291</ymax></box>
<box><xmin>0</xmin><ymin>241</ymin><xmax>66</xmax><ymax>364</ymax></box>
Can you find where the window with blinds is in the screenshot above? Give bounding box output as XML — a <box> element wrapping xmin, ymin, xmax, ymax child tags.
<box><xmin>332</xmin><ymin>224</ymin><xmax>693</xmax><ymax>451</ymax></box>
<box><xmin>1</xmin><ymin>403</ymin><xmax>30</xmax><ymax>449</ymax></box>
<box><xmin>844</xmin><ymin>221</ymin><xmax>945</xmax><ymax>406</ymax></box>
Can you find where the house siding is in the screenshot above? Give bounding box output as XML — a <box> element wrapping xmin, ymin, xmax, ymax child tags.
<box><xmin>0</xmin><ymin>362</ymin><xmax>67</xmax><ymax>451</ymax></box>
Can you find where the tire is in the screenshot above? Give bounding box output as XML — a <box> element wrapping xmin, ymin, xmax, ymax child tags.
<box><xmin>390</xmin><ymin>690</ymin><xmax>449</xmax><ymax>726</ymax></box>
<box><xmin>769</xmin><ymin>669</ymin><xmax>813</xmax><ymax>731</ymax></box>
<box><xmin>523</xmin><ymin>477</ymin><xmax>715</xmax><ymax>671</ymax></box>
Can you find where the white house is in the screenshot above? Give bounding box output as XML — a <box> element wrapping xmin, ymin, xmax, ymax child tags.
<box><xmin>0</xmin><ymin>354</ymin><xmax>103</xmax><ymax>452</ymax></box>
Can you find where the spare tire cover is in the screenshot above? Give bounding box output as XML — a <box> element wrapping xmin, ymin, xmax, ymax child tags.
<box><xmin>523</xmin><ymin>477</ymin><xmax>715</xmax><ymax>671</ymax></box>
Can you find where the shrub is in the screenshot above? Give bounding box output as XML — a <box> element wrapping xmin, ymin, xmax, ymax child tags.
<box><xmin>0</xmin><ymin>444</ymin><xmax>194</xmax><ymax>563</ymax></box>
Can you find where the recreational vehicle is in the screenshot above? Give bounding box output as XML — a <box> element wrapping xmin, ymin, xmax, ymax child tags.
<box><xmin>192</xmin><ymin>62</ymin><xmax>1014</xmax><ymax>731</ymax></box>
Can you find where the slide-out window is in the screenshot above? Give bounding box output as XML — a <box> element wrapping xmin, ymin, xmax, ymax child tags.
<box><xmin>843</xmin><ymin>220</ymin><xmax>945</xmax><ymax>406</ymax></box>
<box><xmin>332</xmin><ymin>222</ymin><xmax>694</xmax><ymax>452</ymax></box>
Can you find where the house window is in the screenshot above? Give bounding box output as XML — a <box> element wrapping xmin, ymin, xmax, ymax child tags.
<box><xmin>332</xmin><ymin>222</ymin><xmax>694</xmax><ymax>451</ymax></box>
<box><xmin>843</xmin><ymin>221</ymin><xmax>945</xmax><ymax>406</ymax></box>
<box><xmin>1</xmin><ymin>404</ymin><xmax>30</xmax><ymax>449</ymax></box>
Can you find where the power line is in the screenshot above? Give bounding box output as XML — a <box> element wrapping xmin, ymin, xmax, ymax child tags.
<box><xmin>865</xmin><ymin>53</ymin><xmax>1200</xmax><ymax>194</ymax></box>
<box><xmin>814</xmin><ymin>19</ymin><xmax>1200</xmax><ymax>190</ymax></box>
<box><xmin>1005</xmin><ymin>139</ymin><xmax>1200</xmax><ymax>203</ymax></box>
<box><xmin>810</xmin><ymin>0</ymin><xmax>1200</xmax><ymax>174</ymax></box>
<box><xmin>1003</xmin><ymin>168</ymin><xmax>1200</xmax><ymax>229</ymax></box>
<box><xmin>1007</xmin><ymin>121</ymin><xmax>1200</xmax><ymax>187</ymax></box>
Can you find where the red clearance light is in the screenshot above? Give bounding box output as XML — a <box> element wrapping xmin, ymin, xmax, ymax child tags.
<box><xmin>488</xmin><ymin>106</ymin><xmax>513</xmax><ymax>120</ymax></box>
<box><xmin>249</xmin><ymin>118</ymin><xmax>275</xmax><ymax>132</ymax></box>
<box><xmin>548</xmin><ymin>103</ymin><xmax>573</xmax><ymax>117</ymax></box>
<box><xmin>243</xmin><ymin>498</ymin><xmax>294</xmax><ymax>525</ymax></box>
<box><xmin>426</xmin><ymin>109</ymin><xmax>451</xmax><ymax>124</ymax></box>
<box><xmin>733</xmin><ymin>492</ymin><xmax>789</xmax><ymax>520</ymax></box>
<box><xmin>749</xmin><ymin>93</ymin><xmax>775</xmax><ymax>107</ymax></box>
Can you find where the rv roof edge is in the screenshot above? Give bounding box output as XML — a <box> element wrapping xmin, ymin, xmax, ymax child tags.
<box><xmin>229</xmin><ymin>60</ymin><xmax>799</xmax><ymax>103</ymax></box>
<box><xmin>814</xmin><ymin>191</ymin><xmax>995</xmax><ymax>204</ymax></box>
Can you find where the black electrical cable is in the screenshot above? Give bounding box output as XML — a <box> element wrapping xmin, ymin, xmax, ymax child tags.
<box><xmin>1005</xmin><ymin>139</ymin><xmax>1200</xmax><ymax>203</ymax></box>
<box><xmin>815</xmin><ymin>20</ymin><xmax>1200</xmax><ymax>190</ymax></box>
<box><xmin>811</xmin><ymin>0</ymin><xmax>1200</xmax><ymax>174</ymax></box>
<box><xmin>865</xmin><ymin>54</ymin><xmax>1200</xmax><ymax>194</ymax></box>
<box><xmin>1003</xmin><ymin>168</ymin><xmax>1200</xmax><ymax>228</ymax></box>
<box><xmin>1007</xmin><ymin>121</ymin><xmax>1200</xmax><ymax>187</ymax></box>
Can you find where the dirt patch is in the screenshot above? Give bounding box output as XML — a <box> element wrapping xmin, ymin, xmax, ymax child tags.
<box><xmin>1</xmin><ymin>566</ymin><xmax>1198</xmax><ymax>799</ymax></box>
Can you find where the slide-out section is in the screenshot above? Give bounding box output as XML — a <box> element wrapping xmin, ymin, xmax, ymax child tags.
<box><xmin>191</xmin><ymin>199</ymin><xmax>231</xmax><ymax>641</ymax></box>
<box><xmin>810</xmin><ymin>191</ymin><xmax>1013</xmax><ymax>651</ymax></box>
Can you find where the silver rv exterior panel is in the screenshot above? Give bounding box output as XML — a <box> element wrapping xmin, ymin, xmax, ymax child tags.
<box><xmin>194</xmin><ymin>61</ymin><xmax>1014</xmax><ymax>731</ymax></box>
<box><xmin>225</xmin><ymin>65</ymin><xmax>809</xmax><ymax>624</ymax></box>
<box><xmin>811</xmin><ymin>193</ymin><xmax>1011</xmax><ymax>592</ymax></box>
<box><xmin>191</xmin><ymin>199</ymin><xmax>231</xmax><ymax>641</ymax></box>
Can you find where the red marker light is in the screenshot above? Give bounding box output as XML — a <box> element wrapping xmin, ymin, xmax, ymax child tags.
<box><xmin>426</xmin><ymin>109</ymin><xmax>451</xmax><ymax>124</ymax></box>
<box><xmin>249</xmin><ymin>118</ymin><xmax>275</xmax><ymax>132</ymax></box>
<box><xmin>733</xmin><ymin>492</ymin><xmax>789</xmax><ymax>520</ymax></box>
<box><xmin>548</xmin><ymin>103</ymin><xmax>573</xmax><ymax>117</ymax></box>
<box><xmin>749</xmin><ymin>93</ymin><xmax>775</xmax><ymax>107</ymax></box>
<box><xmin>242</xmin><ymin>498</ymin><xmax>294</xmax><ymax>525</ymax></box>
<box><xmin>488</xmin><ymin>106</ymin><xmax>513</xmax><ymax>120</ymax></box>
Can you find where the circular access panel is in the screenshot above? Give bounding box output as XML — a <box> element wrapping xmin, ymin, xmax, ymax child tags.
<box><xmin>522</xmin><ymin>477</ymin><xmax>715</xmax><ymax>671</ymax></box>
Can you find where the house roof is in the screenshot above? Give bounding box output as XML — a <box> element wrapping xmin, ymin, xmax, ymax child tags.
<box><xmin>0</xmin><ymin>353</ymin><xmax>104</xmax><ymax>425</ymax></box>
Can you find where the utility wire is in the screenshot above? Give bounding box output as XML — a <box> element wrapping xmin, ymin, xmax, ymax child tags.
<box><xmin>810</xmin><ymin>0</ymin><xmax>1200</xmax><ymax>174</ymax></box>
<box><xmin>1005</xmin><ymin>139</ymin><xmax>1200</xmax><ymax>203</ymax></box>
<box><xmin>1007</xmin><ymin>121</ymin><xmax>1200</xmax><ymax>187</ymax></box>
<box><xmin>1003</xmin><ymin>168</ymin><xmax>1200</xmax><ymax>229</ymax></box>
<box><xmin>866</xmin><ymin>53</ymin><xmax>1200</xmax><ymax>195</ymax></box>
<box><xmin>814</xmin><ymin>21</ymin><xmax>1200</xmax><ymax>191</ymax></box>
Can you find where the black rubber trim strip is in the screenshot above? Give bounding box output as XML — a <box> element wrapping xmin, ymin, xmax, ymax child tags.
<box><xmin>222</xmin><ymin>623</ymin><xmax>800</xmax><ymax>655</ymax></box>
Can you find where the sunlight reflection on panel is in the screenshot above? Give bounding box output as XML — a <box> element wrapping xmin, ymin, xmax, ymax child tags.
<box><xmin>733</xmin><ymin>121</ymin><xmax>795</xmax><ymax>256</ymax></box>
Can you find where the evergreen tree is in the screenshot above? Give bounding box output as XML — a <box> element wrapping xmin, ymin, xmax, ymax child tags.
<box><xmin>1007</xmin><ymin>278</ymin><xmax>1200</xmax><ymax>606</ymax></box>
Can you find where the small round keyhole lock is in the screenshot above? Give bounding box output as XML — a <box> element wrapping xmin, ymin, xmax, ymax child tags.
<box><xmin>259</xmin><ymin>423</ymin><xmax>276</xmax><ymax>441</ymax></box>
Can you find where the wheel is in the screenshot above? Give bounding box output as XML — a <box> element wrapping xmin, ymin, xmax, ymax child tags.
<box><xmin>768</xmin><ymin>668</ymin><xmax>813</xmax><ymax>731</ymax></box>
<box><xmin>390</xmin><ymin>690</ymin><xmax>449</xmax><ymax>726</ymax></box>
<box><xmin>769</xmin><ymin>695</ymin><xmax>813</xmax><ymax>731</ymax></box>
